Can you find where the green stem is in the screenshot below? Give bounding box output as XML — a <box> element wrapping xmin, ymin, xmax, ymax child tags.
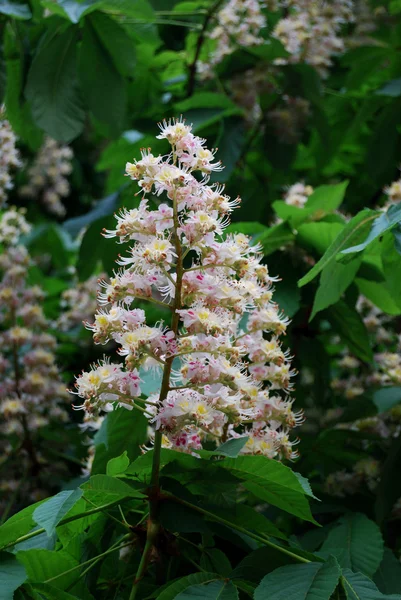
<box><xmin>66</xmin><ymin>536</ymin><xmax>130</xmax><ymax>592</ymax></box>
<box><xmin>167</xmin><ymin>494</ymin><xmax>310</xmax><ymax>564</ymax></box>
<box><xmin>129</xmin><ymin>186</ymin><xmax>185</xmax><ymax>599</ymax></box>
<box><xmin>186</xmin><ymin>0</ymin><xmax>225</xmax><ymax>96</ymax></box>
<box><xmin>45</xmin><ymin>538</ymin><xmax>132</xmax><ymax>584</ymax></box>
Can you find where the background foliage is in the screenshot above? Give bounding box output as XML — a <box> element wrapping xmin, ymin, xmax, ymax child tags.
<box><xmin>2</xmin><ymin>0</ymin><xmax>401</xmax><ymax>598</ymax></box>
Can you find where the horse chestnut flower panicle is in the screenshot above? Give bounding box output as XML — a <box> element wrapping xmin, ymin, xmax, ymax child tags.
<box><xmin>0</xmin><ymin>209</ymin><xmax>69</xmax><ymax>447</ymax></box>
<box><xmin>0</xmin><ymin>114</ymin><xmax>22</xmax><ymax>208</ymax></box>
<box><xmin>73</xmin><ymin>118</ymin><xmax>303</xmax><ymax>460</ymax></box>
<box><xmin>19</xmin><ymin>137</ymin><xmax>74</xmax><ymax>218</ymax></box>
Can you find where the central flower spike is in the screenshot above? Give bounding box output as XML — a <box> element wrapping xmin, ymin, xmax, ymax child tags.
<box><xmin>73</xmin><ymin>118</ymin><xmax>302</xmax><ymax>460</ymax></box>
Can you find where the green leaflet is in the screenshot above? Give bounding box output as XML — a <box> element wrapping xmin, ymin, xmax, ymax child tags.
<box><xmin>33</xmin><ymin>489</ymin><xmax>83</xmax><ymax>537</ymax></box>
<box><xmin>341</xmin><ymin>569</ymin><xmax>401</xmax><ymax>600</ymax></box>
<box><xmin>217</xmin><ymin>456</ymin><xmax>317</xmax><ymax>523</ymax></box>
<box><xmin>321</xmin><ymin>513</ymin><xmax>384</xmax><ymax>577</ymax></box>
<box><xmin>175</xmin><ymin>580</ymin><xmax>239</xmax><ymax>600</ymax></box>
<box><xmin>0</xmin><ymin>551</ymin><xmax>27</xmax><ymax>600</ymax></box>
<box><xmin>298</xmin><ymin>209</ymin><xmax>378</xmax><ymax>287</ymax></box>
<box><xmin>158</xmin><ymin>573</ymin><xmax>223</xmax><ymax>600</ymax></box>
<box><xmin>25</xmin><ymin>25</ymin><xmax>85</xmax><ymax>142</ymax></box>
<box><xmin>254</xmin><ymin>557</ymin><xmax>341</xmax><ymax>600</ymax></box>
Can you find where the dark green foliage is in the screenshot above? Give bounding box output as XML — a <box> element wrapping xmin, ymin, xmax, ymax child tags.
<box><xmin>2</xmin><ymin>0</ymin><xmax>401</xmax><ymax>598</ymax></box>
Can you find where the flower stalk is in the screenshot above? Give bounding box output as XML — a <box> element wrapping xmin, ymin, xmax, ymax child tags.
<box><xmin>129</xmin><ymin>190</ymin><xmax>185</xmax><ymax>598</ymax></box>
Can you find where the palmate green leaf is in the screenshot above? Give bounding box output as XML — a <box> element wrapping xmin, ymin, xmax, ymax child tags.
<box><xmin>372</xmin><ymin>387</ymin><xmax>401</xmax><ymax>413</ymax></box>
<box><xmin>217</xmin><ymin>456</ymin><xmax>317</xmax><ymax>523</ymax></box>
<box><xmin>89</xmin><ymin>12</ymin><xmax>136</xmax><ymax>76</ymax></box>
<box><xmin>80</xmin><ymin>474</ymin><xmax>144</xmax><ymax>506</ymax></box>
<box><xmin>382</xmin><ymin>232</ymin><xmax>401</xmax><ymax>310</ymax></box>
<box><xmin>0</xmin><ymin>551</ymin><xmax>27</xmax><ymax>600</ymax></box>
<box><xmin>230</xmin><ymin>546</ymin><xmax>301</xmax><ymax>583</ymax></box>
<box><xmin>29</xmin><ymin>583</ymin><xmax>81</xmax><ymax>599</ymax></box>
<box><xmin>175</xmin><ymin>581</ymin><xmax>238</xmax><ymax>600</ymax></box>
<box><xmin>310</xmin><ymin>255</ymin><xmax>363</xmax><ymax>320</ymax></box>
<box><xmin>212</xmin><ymin>118</ymin><xmax>245</xmax><ymax>184</ymax></box>
<box><xmin>306</xmin><ymin>181</ymin><xmax>349</xmax><ymax>212</ymax></box>
<box><xmin>160</xmin><ymin>500</ymin><xmax>211</xmax><ymax>533</ymax></box>
<box><xmin>298</xmin><ymin>209</ymin><xmax>378</xmax><ymax>287</ymax></box>
<box><xmin>341</xmin><ymin>204</ymin><xmax>401</xmax><ymax>256</ymax></box>
<box><xmin>174</xmin><ymin>93</ymin><xmax>241</xmax><ymax>137</ymax></box>
<box><xmin>157</xmin><ymin>573</ymin><xmax>222</xmax><ymax>600</ymax></box>
<box><xmin>356</xmin><ymin>277</ymin><xmax>401</xmax><ymax>315</ymax></box>
<box><xmin>393</xmin><ymin>224</ymin><xmax>401</xmax><ymax>255</ymax></box>
<box><xmin>272</xmin><ymin>182</ymin><xmax>348</xmax><ymax>229</ymax></box>
<box><xmin>200</xmin><ymin>549</ymin><xmax>232</xmax><ymax>578</ymax></box>
<box><xmin>16</xmin><ymin>549</ymin><xmax>78</xmax><ymax>590</ymax></box>
<box><xmin>78</xmin><ymin>18</ymin><xmax>126</xmax><ymax>132</ymax></box>
<box><xmin>324</xmin><ymin>300</ymin><xmax>373</xmax><ymax>362</ymax></box>
<box><xmin>13</xmin><ymin>527</ymin><xmax>55</xmax><ymax>553</ymax></box>
<box><xmin>25</xmin><ymin>25</ymin><xmax>85</xmax><ymax>142</ymax></box>
<box><xmin>375</xmin><ymin>435</ymin><xmax>401</xmax><ymax>524</ymax></box>
<box><xmin>97</xmin><ymin>0</ymin><xmax>154</xmax><ymax>20</ymax></box>
<box><xmin>389</xmin><ymin>0</ymin><xmax>401</xmax><ymax>14</ymax></box>
<box><xmin>374</xmin><ymin>548</ymin><xmax>401</xmax><ymax>595</ymax></box>
<box><xmin>32</xmin><ymin>489</ymin><xmax>83</xmax><ymax>537</ymax></box>
<box><xmin>297</xmin><ymin>221</ymin><xmax>345</xmax><ymax>256</ymax></box>
<box><xmin>254</xmin><ymin>556</ymin><xmax>341</xmax><ymax>600</ymax></box>
<box><xmin>209</xmin><ymin>504</ymin><xmax>287</xmax><ymax>540</ymax></box>
<box><xmin>92</xmin><ymin>407</ymin><xmax>148</xmax><ymax>474</ymax></box>
<box><xmin>106</xmin><ymin>450</ymin><xmax>130</xmax><ymax>476</ymax></box>
<box><xmin>272</xmin><ymin>202</ymin><xmax>306</xmax><ymax>226</ymax></box>
<box><xmin>190</xmin><ymin>437</ymin><xmax>249</xmax><ymax>460</ymax></box>
<box><xmin>140</xmin><ymin>366</ymin><xmax>163</xmax><ymax>396</ymax></box>
<box><xmin>125</xmin><ymin>448</ymin><xmax>202</xmax><ymax>480</ymax></box>
<box><xmin>40</xmin><ymin>0</ymin><xmax>99</xmax><ymax>23</ymax></box>
<box><xmin>373</xmin><ymin>548</ymin><xmax>401</xmax><ymax>594</ymax></box>
<box><xmin>0</xmin><ymin>0</ymin><xmax>31</xmax><ymax>19</ymax></box>
<box><xmin>294</xmin><ymin>473</ymin><xmax>319</xmax><ymax>500</ymax></box>
<box><xmin>321</xmin><ymin>513</ymin><xmax>384</xmax><ymax>577</ymax></box>
<box><xmin>267</xmin><ymin>252</ymin><xmax>301</xmax><ymax>318</ymax></box>
<box><xmin>4</xmin><ymin>17</ymin><xmax>40</xmax><ymax>153</ymax></box>
<box><xmin>76</xmin><ymin>215</ymin><xmax>113</xmax><ymax>280</ymax></box>
<box><xmin>341</xmin><ymin>568</ymin><xmax>401</xmax><ymax>600</ymax></box>
<box><xmin>212</xmin><ymin>437</ymin><xmax>249</xmax><ymax>458</ymax></box>
<box><xmin>0</xmin><ymin>500</ymin><xmax>47</xmax><ymax>550</ymax></box>
<box><xmin>273</xmin><ymin>276</ymin><xmax>301</xmax><ymax>318</ymax></box>
<box><xmin>175</xmin><ymin>92</ymin><xmax>237</xmax><ymax>113</ymax></box>
<box><xmin>365</xmin><ymin>98</ymin><xmax>401</xmax><ymax>189</ymax></box>
<box><xmin>257</xmin><ymin>222</ymin><xmax>295</xmax><ymax>256</ymax></box>
<box><xmin>55</xmin><ymin>499</ymin><xmax>100</xmax><ymax>545</ymax></box>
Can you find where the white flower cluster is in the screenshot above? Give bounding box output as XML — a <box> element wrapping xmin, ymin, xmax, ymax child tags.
<box><xmin>57</xmin><ymin>274</ymin><xmax>104</xmax><ymax>332</ymax></box>
<box><xmin>0</xmin><ymin>116</ymin><xmax>22</xmax><ymax>208</ymax></box>
<box><xmin>0</xmin><ymin>210</ymin><xmax>69</xmax><ymax>466</ymax></box>
<box><xmin>198</xmin><ymin>0</ymin><xmax>268</xmax><ymax>78</ymax></box>
<box><xmin>273</xmin><ymin>0</ymin><xmax>354</xmax><ymax>77</ymax></box>
<box><xmin>19</xmin><ymin>137</ymin><xmax>73</xmax><ymax>218</ymax></box>
<box><xmin>73</xmin><ymin>118</ymin><xmax>302</xmax><ymax>459</ymax></box>
<box><xmin>283</xmin><ymin>182</ymin><xmax>314</xmax><ymax>208</ymax></box>
<box><xmin>325</xmin><ymin>458</ymin><xmax>380</xmax><ymax>497</ymax></box>
<box><xmin>384</xmin><ymin>171</ymin><xmax>401</xmax><ymax>209</ymax></box>
<box><xmin>0</xmin><ymin>206</ymin><xmax>31</xmax><ymax>246</ymax></box>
